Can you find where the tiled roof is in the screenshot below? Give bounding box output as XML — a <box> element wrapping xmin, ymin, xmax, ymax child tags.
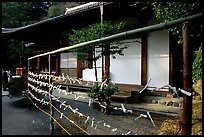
<box><xmin>65</xmin><ymin>2</ymin><xmax>112</xmax><ymax>15</ymax></box>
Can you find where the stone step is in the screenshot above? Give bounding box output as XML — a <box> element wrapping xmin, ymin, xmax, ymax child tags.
<box><xmin>111</xmin><ymin>101</ymin><xmax>182</xmax><ymax>117</ymax></box>
<box><xmin>143</xmin><ymin>90</ymin><xmax>174</xmax><ymax>98</ymax></box>
<box><xmin>141</xmin><ymin>96</ymin><xmax>183</xmax><ymax>108</ymax></box>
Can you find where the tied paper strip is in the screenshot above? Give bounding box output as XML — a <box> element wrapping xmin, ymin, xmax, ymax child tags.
<box><xmin>97</xmin><ymin>120</ymin><xmax>104</xmax><ymax>124</ymax></box>
<box><xmin>135</xmin><ymin>114</ymin><xmax>147</xmax><ymax>121</ymax></box>
<box><xmin>84</xmin><ymin>116</ymin><xmax>89</xmax><ymax>124</ymax></box>
<box><xmin>121</xmin><ymin>104</ymin><xmax>133</xmax><ymax>114</ymax></box>
<box><xmin>94</xmin><ymin>120</ymin><xmax>104</xmax><ymax>129</ymax></box>
<box><xmin>99</xmin><ymin>103</ymin><xmax>106</xmax><ymax>109</ymax></box>
<box><xmin>121</xmin><ymin>104</ymin><xmax>127</xmax><ymax>113</ymax></box>
<box><xmin>122</xmin><ymin>131</ymin><xmax>131</xmax><ymax>135</ymax></box>
<box><xmin>139</xmin><ymin>78</ymin><xmax>151</xmax><ymax>93</ymax></box>
<box><xmin>160</xmin><ymin>84</ymin><xmax>179</xmax><ymax>97</ymax></box>
<box><xmin>134</xmin><ymin>112</ymin><xmax>155</xmax><ymax>127</ymax></box>
<box><xmin>75</xmin><ymin>95</ymin><xmax>85</xmax><ymax>100</ymax></box>
<box><xmin>111</xmin><ymin>128</ymin><xmax>118</xmax><ymax>132</ymax></box>
<box><xmin>105</xmin><ymin>124</ymin><xmax>111</xmax><ymax>128</ymax></box>
<box><xmin>91</xmin><ymin>117</ymin><xmax>95</xmax><ymax>127</ymax></box>
<box><xmin>72</xmin><ymin>108</ymin><xmax>79</xmax><ymax>113</ymax></box>
<box><xmin>100</xmin><ymin>79</ymin><xmax>107</xmax><ymax>90</ymax></box>
<box><xmin>147</xmin><ymin>111</ymin><xmax>156</xmax><ymax>127</ymax></box>
<box><xmin>60</xmin><ymin>113</ymin><xmax>63</xmax><ymax>119</ymax></box>
<box><xmin>178</xmin><ymin>88</ymin><xmax>192</xmax><ymax>96</ymax></box>
<box><xmin>88</xmin><ymin>99</ymin><xmax>92</xmax><ymax>107</ymax></box>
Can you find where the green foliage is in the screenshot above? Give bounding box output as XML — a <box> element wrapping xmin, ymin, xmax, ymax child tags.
<box><xmin>53</xmin><ymin>112</ymin><xmax>88</xmax><ymax>135</ymax></box>
<box><xmin>88</xmin><ymin>82</ymin><xmax>118</xmax><ymax>103</ymax></box>
<box><xmin>153</xmin><ymin>2</ymin><xmax>202</xmax><ymax>44</ymax></box>
<box><xmin>154</xmin><ymin>2</ymin><xmax>201</xmax><ymax>22</ymax></box>
<box><xmin>192</xmin><ymin>46</ymin><xmax>202</xmax><ymax>83</ymax></box>
<box><xmin>2</xmin><ymin>2</ymin><xmax>51</xmax><ymax>28</ymax></box>
<box><xmin>69</xmin><ymin>21</ymin><xmax>124</xmax><ymax>45</ymax></box>
<box><xmin>68</xmin><ymin>21</ymin><xmax>126</xmax><ymax>61</ymax></box>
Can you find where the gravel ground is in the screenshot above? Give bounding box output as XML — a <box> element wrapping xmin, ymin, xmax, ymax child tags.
<box><xmin>2</xmin><ymin>95</ymin><xmax>175</xmax><ymax>135</ymax></box>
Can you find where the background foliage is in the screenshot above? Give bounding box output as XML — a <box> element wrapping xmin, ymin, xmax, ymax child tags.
<box><xmin>153</xmin><ymin>2</ymin><xmax>202</xmax><ymax>44</ymax></box>
<box><xmin>68</xmin><ymin>21</ymin><xmax>126</xmax><ymax>61</ymax></box>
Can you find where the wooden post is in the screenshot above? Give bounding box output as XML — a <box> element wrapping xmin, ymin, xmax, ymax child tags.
<box><xmin>27</xmin><ymin>60</ymin><xmax>30</xmax><ymax>110</ymax></box>
<box><xmin>181</xmin><ymin>22</ymin><xmax>192</xmax><ymax>135</ymax></box>
<box><xmin>48</xmin><ymin>55</ymin><xmax>54</xmax><ymax>134</ymax></box>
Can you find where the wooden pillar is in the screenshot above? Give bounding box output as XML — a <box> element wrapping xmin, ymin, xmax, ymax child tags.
<box><xmin>141</xmin><ymin>36</ymin><xmax>147</xmax><ymax>85</ymax></box>
<box><xmin>37</xmin><ymin>57</ymin><xmax>41</xmax><ymax>73</ymax></box>
<box><xmin>55</xmin><ymin>53</ymin><xmax>60</xmax><ymax>76</ymax></box>
<box><xmin>77</xmin><ymin>58</ymin><xmax>82</xmax><ymax>79</ymax></box>
<box><xmin>181</xmin><ymin>22</ymin><xmax>192</xmax><ymax>135</ymax></box>
<box><xmin>104</xmin><ymin>44</ymin><xmax>110</xmax><ymax>82</ymax></box>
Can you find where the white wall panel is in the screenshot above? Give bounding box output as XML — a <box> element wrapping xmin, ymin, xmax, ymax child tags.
<box><xmin>110</xmin><ymin>39</ymin><xmax>141</xmax><ymax>84</ymax></box>
<box><xmin>147</xmin><ymin>31</ymin><xmax>169</xmax><ymax>87</ymax></box>
<box><xmin>82</xmin><ymin>68</ymin><xmax>102</xmax><ymax>82</ymax></box>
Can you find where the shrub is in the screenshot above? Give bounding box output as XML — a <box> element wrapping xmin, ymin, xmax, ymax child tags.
<box><xmin>88</xmin><ymin>82</ymin><xmax>118</xmax><ymax>104</ymax></box>
<box><xmin>8</xmin><ymin>76</ymin><xmax>27</xmax><ymax>96</ymax></box>
<box><xmin>192</xmin><ymin>46</ymin><xmax>202</xmax><ymax>83</ymax></box>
